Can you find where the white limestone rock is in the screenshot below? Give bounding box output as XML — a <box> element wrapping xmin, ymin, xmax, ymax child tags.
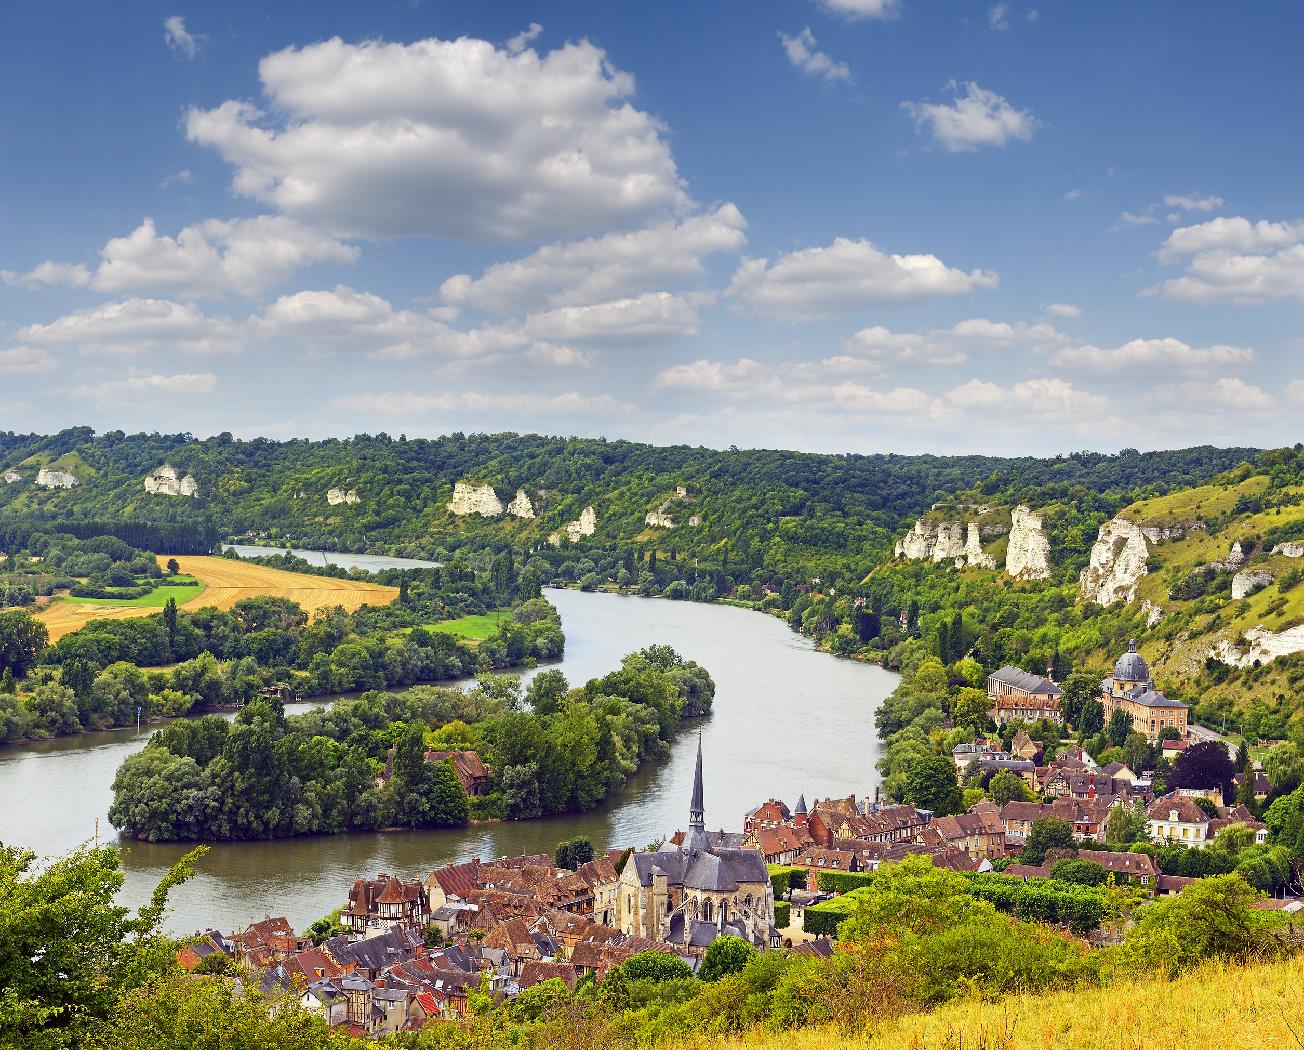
<box><xmin>1142</xmin><ymin>600</ymin><xmax>1165</xmax><ymax>627</ymax></box>
<box><xmin>930</xmin><ymin>522</ymin><xmax>966</xmax><ymax>562</ymax></box>
<box><xmin>548</xmin><ymin>505</ymin><xmax>597</xmax><ymax>546</ymax></box>
<box><xmin>1223</xmin><ymin>541</ymin><xmax>1247</xmax><ymax>571</ymax></box>
<box><xmin>645</xmin><ymin>511</ymin><xmax>675</xmax><ymax>528</ymax></box>
<box><xmin>688</xmin><ymin>515</ymin><xmax>702</xmax><ymax>527</ymax></box>
<box><xmin>327</xmin><ymin>487</ymin><xmax>360</xmax><ymax>506</ymax></box>
<box><xmin>964</xmin><ymin>522</ymin><xmax>997</xmax><ymax>570</ymax></box>
<box><xmin>1211</xmin><ymin>624</ymin><xmax>1304</xmax><ymax>668</ymax></box>
<box><xmin>449</xmin><ymin>481</ymin><xmax>504</xmax><ymax>517</ymax></box>
<box><xmin>2</xmin><ymin>470</ymin><xmax>20</xmax><ymax>485</ymax></box>
<box><xmin>895</xmin><ymin>519</ymin><xmax>937</xmax><ymax>560</ymax></box>
<box><xmin>35</xmin><ymin>467</ymin><xmax>79</xmax><ymax>490</ymax></box>
<box><xmin>1005</xmin><ymin>506</ymin><xmax>1052</xmax><ymax>580</ymax></box>
<box><xmin>144</xmin><ymin>465</ymin><xmax>199</xmax><ymax>498</ymax></box>
<box><xmin>1231</xmin><ymin>569</ymin><xmax>1274</xmax><ymax>600</ymax></box>
<box><xmin>507</xmin><ymin>489</ymin><xmax>535</xmax><ymax>519</ymax></box>
<box><xmin>1080</xmin><ymin>517</ymin><xmax>1151</xmax><ymax>605</ymax></box>
<box><xmin>1277</xmin><ymin>541</ymin><xmax>1304</xmax><ymax>558</ymax></box>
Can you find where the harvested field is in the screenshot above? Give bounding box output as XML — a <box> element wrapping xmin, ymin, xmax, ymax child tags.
<box><xmin>34</xmin><ymin>555</ymin><xmax>398</xmax><ymax>641</ymax></box>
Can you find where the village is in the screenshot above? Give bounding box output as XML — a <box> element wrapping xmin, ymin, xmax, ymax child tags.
<box><xmin>174</xmin><ymin>646</ymin><xmax>1302</xmax><ymax>1038</ymax></box>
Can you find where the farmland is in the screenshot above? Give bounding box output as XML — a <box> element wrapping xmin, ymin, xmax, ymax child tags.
<box><xmin>32</xmin><ymin>555</ymin><xmax>398</xmax><ymax>641</ymax></box>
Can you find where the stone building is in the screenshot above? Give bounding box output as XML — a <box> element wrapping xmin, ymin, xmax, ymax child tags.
<box><xmin>1100</xmin><ymin>641</ymin><xmax>1188</xmax><ymax>742</ymax></box>
<box><xmin>616</xmin><ymin>738</ymin><xmax>773</xmax><ymax>949</ymax></box>
<box><xmin>986</xmin><ymin>666</ymin><xmax>1063</xmax><ymax>725</ymax></box>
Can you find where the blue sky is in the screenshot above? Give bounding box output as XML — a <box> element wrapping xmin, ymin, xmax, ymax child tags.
<box><xmin>2</xmin><ymin>1</ymin><xmax>1302</xmax><ymax>455</ymax></box>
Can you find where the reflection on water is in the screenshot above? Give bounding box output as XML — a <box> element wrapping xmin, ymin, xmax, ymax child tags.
<box><xmin>0</xmin><ymin>586</ymin><xmax>895</xmax><ymax>934</ymax></box>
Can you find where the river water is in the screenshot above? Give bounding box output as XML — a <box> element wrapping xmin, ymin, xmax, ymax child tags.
<box><xmin>0</xmin><ymin>582</ymin><xmax>896</xmax><ymax>935</ymax></box>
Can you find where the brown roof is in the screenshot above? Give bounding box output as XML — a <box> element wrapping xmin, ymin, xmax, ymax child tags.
<box><xmin>574</xmin><ymin>856</ymin><xmax>619</xmax><ymax>888</ymax></box>
<box><xmin>1002</xmin><ymin>863</ymin><xmax>1052</xmax><ymax>879</ymax></box>
<box><xmin>1084</xmin><ymin>851</ymin><xmax>1159</xmax><ymax>879</ymax></box>
<box><xmin>1146</xmin><ymin>795</ymin><xmax>1210</xmax><ymax>824</ymax></box>
<box><xmin>756</xmin><ymin>825</ymin><xmax>813</xmax><ymax>857</ymax></box>
<box><xmin>518</xmin><ymin>960</ymin><xmax>579</xmax><ymax>990</ymax></box>
<box><xmin>428</xmin><ymin>859</ymin><xmax>483</xmax><ymax>901</ymax></box>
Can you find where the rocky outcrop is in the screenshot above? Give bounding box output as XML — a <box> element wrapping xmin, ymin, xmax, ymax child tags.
<box><xmin>2</xmin><ymin>470</ymin><xmax>19</xmax><ymax>484</ymax></box>
<box><xmin>327</xmin><ymin>487</ymin><xmax>360</xmax><ymax>506</ymax></box>
<box><xmin>964</xmin><ymin>522</ymin><xmax>997</xmax><ymax>570</ymax></box>
<box><xmin>1005</xmin><ymin>506</ymin><xmax>1052</xmax><ymax>580</ymax></box>
<box><xmin>1210</xmin><ymin>625</ymin><xmax>1304</xmax><ymax>668</ymax></box>
<box><xmin>507</xmin><ymin>489</ymin><xmax>535</xmax><ymax>519</ymax></box>
<box><xmin>144</xmin><ymin>465</ymin><xmax>199</xmax><ymax>497</ymax></box>
<box><xmin>1277</xmin><ymin>541</ymin><xmax>1304</xmax><ymax>558</ymax></box>
<box><xmin>449</xmin><ymin>481</ymin><xmax>503</xmax><ymax>517</ymax></box>
<box><xmin>548</xmin><ymin>506</ymin><xmax>597</xmax><ymax>546</ymax></box>
<box><xmin>1141</xmin><ymin>600</ymin><xmax>1165</xmax><ymax>627</ymax></box>
<box><xmin>35</xmin><ymin>467</ymin><xmax>78</xmax><ymax>490</ymax></box>
<box><xmin>688</xmin><ymin>515</ymin><xmax>702</xmax><ymax>527</ymax></box>
<box><xmin>1080</xmin><ymin>517</ymin><xmax>1151</xmax><ymax>605</ymax></box>
<box><xmin>645</xmin><ymin>511</ymin><xmax>675</xmax><ymax>528</ymax></box>
<box><xmin>1231</xmin><ymin>569</ymin><xmax>1274</xmax><ymax>600</ymax></box>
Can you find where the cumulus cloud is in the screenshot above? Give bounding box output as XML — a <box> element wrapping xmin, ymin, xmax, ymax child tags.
<box><xmin>0</xmin><ymin>347</ymin><xmax>55</xmax><ymax>374</ymax></box>
<box><xmin>1</xmin><ymin>261</ymin><xmax>92</xmax><ymax>289</ymax></box>
<box><xmin>942</xmin><ymin>376</ymin><xmax>1109</xmax><ymax>417</ymax></box>
<box><xmin>185</xmin><ymin>35</ymin><xmax>688</xmax><ymax>241</ymax></box>
<box><xmin>1152</xmin><ymin>216</ymin><xmax>1304</xmax><ymax>302</ymax></box>
<box><xmin>1045</xmin><ymin>302</ymin><xmax>1081</xmax><ymax>318</ymax></box>
<box><xmin>506</xmin><ymin>23</ymin><xmax>542</xmax><ymax>54</ymax></box>
<box><xmin>523</xmin><ymin>292</ymin><xmax>699</xmax><ymax>344</ymax></box>
<box><xmin>1153</xmin><ymin>376</ymin><xmax>1275</xmax><ymax>412</ymax></box>
<box><xmin>1115</xmin><ymin>191</ymin><xmax>1224</xmax><ymax>232</ymax></box>
<box><xmin>1051</xmin><ymin>336</ymin><xmax>1254</xmax><ymax>375</ymax></box>
<box><xmin>655</xmin><ymin>358</ymin><xmax>768</xmax><ymax>392</ymax></box>
<box><xmin>19</xmin><ymin>299</ymin><xmax>243</xmax><ymax>356</ymax></box>
<box><xmin>840</xmin><ymin>318</ymin><xmax>1060</xmax><ymax>369</ymax></box>
<box><xmin>163</xmin><ymin>16</ymin><xmax>199</xmax><ymax>59</ymax></box>
<box><xmin>1287</xmin><ymin>379</ymin><xmax>1304</xmax><ymax>404</ymax></box>
<box><xmin>1163</xmin><ymin>193</ymin><xmax>1223</xmax><ymax>213</ymax></box>
<box><xmin>819</xmin><ymin>0</ymin><xmax>900</xmax><ymax>19</ymax></box>
<box><xmin>87</xmin><ymin>216</ymin><xmax>356</xmax><ymax>299</ymax></box>
<box><xmin>779</xmin><ymin>28</ymin><xmax>852</xmax><ymax>83</ymax></box>
<box><xmin>70</xmin><ymin>372</ymin><xmax>218</xmax><ymax>401</ymax></box>
<box><xmin>902</xmin><ymin>82</ymin><xmax>1037</xmax><ymax>152</ymax></box>
<box><xmin>988</xmin><ymin>4</ymin><xmax>1011</xmax><ymax>30</ymax></box>
<box><xmin>441</xmin><ymin>204</ymin><xmax>746</xmax><ymax>314</ymax></box>
<box><xmin>726</xmin><ymin>237</ymin><xmax>997</xmax><ymax>320</ymax></box>
<box><xmin>333</xmin><ymin>390</ymin><xmax>630</xmax><ymax>417</ymax></box>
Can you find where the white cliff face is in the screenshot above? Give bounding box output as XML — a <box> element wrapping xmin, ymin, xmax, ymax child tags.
<box><xmin>327</xmin><ymin>488</ymin><xmax>360</xmax><ymax>506</ymax></box>
<box><xmin>507</xmin><ymin>489</ymin><xmax>535</xmax><ymax>519</ymax></box>
<box><xmin>1141</xmin><ymin>600</ymin><xmax>1165</xmax><ymax>627</ymax></box>
<box><xmin>449</xmin><ymin>481</ymin><xmax>504</xmax><ymax>517</ymax></box>
<box><xmin>548</xmin><ymin>505</ymin><xmax>598</xmax><ymax>546</ymax></box>
<box><xmin>3</xmin><ymin>470</ymin><xmax>20</xmax><ymax>484</ymax></box>
<box><xmin>645</xmin><ymin>511</ymin><xmax>675</xmax><ymax>528</ymax></box>
<box><xmin>35</xmin><ymin>468</ymin><xmax>79</xmax><ymax>490</ymax></box>
<box><xmin>1277</xmin><ymin>541</ymin><xmax>1304</xmax><ymax>558</ymax></box>
<box><xmin>1211</xmin><ymin>625</ymin><xmax>1304</xmax><ymax>668</ymax></box>
<box><xmin>144</xmin><ymin>465</ymin><xmax>199</xmax><ymax>497</ymax></box>
<box><xmin>1080</xmin><ymin>517</ymin><xmax>1152</xmax><ymax>605</ymax></box>
<box><xmin>895</xmin><ymin>520</ymin><xmax>936</xmax><ymax>560</ymax></box>
<box><xmin>688</xmin><ymin>515</ymin><xmax>702</xmax><ymax>527</ymax></box>
<box><xmin>930</xmin><ymin>522</ymin><xmax>966</xmax><ymax>563</ymax></box>
<box><xmin>1005</xmin><ymin>506</ymin><xmax>1052</xmax><ymax>580</ymax></box>
<box><xmin>1231</xmin><ymin>569</ymin><xmax>1274</xmax><ymax>600</ymax></box>
<box><xmin>964</xmin><ymin>522</ymin><xmax>996</xmax><ymax>569</ymax></box>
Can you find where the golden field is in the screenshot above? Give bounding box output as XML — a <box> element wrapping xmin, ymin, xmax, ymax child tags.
<box><xmin>34</xmin><ymin>555</ymin><xmax>398</xmax><ymax>641</ymax></box>
<box><xmin>707</xmin><ymin>955</ymin><xmax>1304</xmax><ymax>1050</ymax></box>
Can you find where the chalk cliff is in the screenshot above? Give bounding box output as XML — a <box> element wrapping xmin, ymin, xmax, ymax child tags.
<box><xmin>449</xmin><ymin>481</ymin><xmax>504</xmax><ymax>517</ymax></box>
<box><xmin>144</xmin><ymin>465</ymin><xmax>199</xmax><ymax>498</ymax></box>
<box><xmin>645</xmin><ymin>511</ymin><xmax>675</xmax><ymax>528</ymax></box>
<box><xmin>1277</xmin><ymin>541</ymin><xmax>1304</xmax><ymax>558</ymax></box>
<box><xmin>327</xmin><ymin>488</ymin><xmax>360</xmax><ymax>506</ymax></box>
<box><xmin>2</xmin><ymin>470</ymin><xmax>19</xmax><ymax>484</ymax></box>
<box><xmin>1080</xmin><ymin>517</ymin><xmax>1195</xmax><ymax>605</ymax></box>
<box><xmin>1231</xmin><ymin>569</ymin><xmax>1274</xmax><ymax>600</ymax></box>
<box><xmin>35</xmin><ymin>468</ymin><xmax>78</xmax><ymax>490</ymax></box>
<box><xmin>507</xmin><ymin>489</ymin><xmax>535</xmax><ymax>519</ymax></box>
<box><xmin>1005</xmin><ymin>506</ymin><xmax>1052</xmax><ymax>580</ymax></box>
<box><xmin>548</xmin><ymin>506</ymin><xmax>597</xmax><ymax>546</ymax></box>
<box><xmin>1211</xmin><ymin>625</ymin><xmax>1304</xmax><ymax>668</ymax></box>
<box><xmin>896</xmin><ymin>517</ymin><xmax>1000</xmax><ymax>569</ymax></box>
<box><xmin>964</xmin><ymin>522</ymin><xmax>997</xmax><ymax>570</ymax></box>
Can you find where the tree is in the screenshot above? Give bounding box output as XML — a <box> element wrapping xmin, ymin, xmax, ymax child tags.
<box><xmin>1021</xmin><ymin>817</ymin><xmax>1076</xmax><ymax>866</ymax></box>
<box><xmin>1049</xmin><ymin>858</ymin><xmax>1108</xmax><ymax>886</ymax></box>
<box><xmin>1059</xmin><ymin>672</ymin><xmax>1098</xmax><ymax>730</ymax></box>
<box><xmin>951</xmin><ymin>688</ymin><xmax>990</xmax><ymax>731</ymax></box>
<box><xmin>162</xmin><ymin>598</ymin><xmax>178</xmax><ymax>651</ymax></box>
<box><xmin>1263</xmin><ymin>741</ymin><xmax>1304</xmax><ymax>795</ymax></box>
<box><xmin>0</xmin><ymin>610</ymin><xmax>47</xmax><ymax>679</ymax></box>
<box><xmin>1171</xmin><ymin>740</ymin><xmax>1236</xmax><ymax>804</ymax></box>
<box><xmin>615</xmin><ymin>949</ymin><xmax>694</xmax><ymax>982</ymax></box>
<box><xmin>1106</xmin><ymin>802</ymin><xmax>1149</xmax><ymax>847</ymax></box>
<box><xmin>554</xmin><ymin>835</ymin><xmax>594</xmax><ymax>871</ymax></box>
<box><xmin>698</xmin><ymin>935</ymin><xmax>757</xmax><ymax>982</ymax></box>
<box><xmin>165</xmin><ymin>558</ymin><xmax>180</xmax><ymax>576</ymax></box>
<box><xmin>1106</xmin><ymin>709</ymin><xmax>1132</xmax><ymax>748</ymax></box>
<box><xmin>988</xmin><ymin>770</ymin><xmax>1033</xmax><ymax>806</ymax></box>
<box><xmin>903</xmin><ymin>754</ymin><xmax>963</xmax><ymax>815</ymax></box>
<box><xmin>526</xmin><ymin>669</ymin><xmax>570</xmax><ymax>717</ymax></box>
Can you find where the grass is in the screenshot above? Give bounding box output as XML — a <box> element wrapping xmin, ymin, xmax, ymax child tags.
<box><xmin>63</xmin><ymin>575</ymin><xmax>207</xmax><ymax>608</ymax></box>
<box><xmin>1125</xmin><ymin>473</ymin><xmax>1267</xmax><ymax>524</ymax></box>
<box><xmin>423</xmin><ymin>611</ymin><xmax>508</xmax><ymax>640</ymax></box>
<box><xmin>705</xmin><ymin>955</ymin><xmax>1304</xmax><ymax>1050</ymax></box>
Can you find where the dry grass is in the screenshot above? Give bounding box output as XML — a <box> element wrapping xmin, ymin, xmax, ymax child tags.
<box><xmin>703</xmin><ymin>956</ymin><xmax>1304</xmax><ymax>1050</ymax></box>
<box><xmin>34</xmin><ymin>555</ymin><xmax>397</xmax><ymax>641</ymax></box>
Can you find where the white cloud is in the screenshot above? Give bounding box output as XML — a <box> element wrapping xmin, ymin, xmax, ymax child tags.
<box><xmin>1063</xmin><ymin>189</ymin><xmax>1083</xmax><ymax>201</ymax></box>
<box><xmin>524</xmin><ymin>292</ymin><xmax>699</xmax><ymax>344</ymax></box>
<box><xmin>1162</xmin><ymin>193</ymin><xmax>1223</xmax><ymax>213</ymax></box>
<box><xmin>19</xmin><ymin>299</ymin><xmax>243</xmax><ymax>356</ymax></box>
<box><xmin>333</xmin><ymin>390</ymin><xmax>630</xmax><ymax>417</ymax></box>
<box><xmin>819</xmin><ymin>0</ymin><xmax>900</xmax><ymax>19</ymax></box>
<box><xmin>726</xmin><ymin>237</ymin><xmax>997</xmax><ymax>320</ymax></box>
<box><xmin>506</xmin><ymin>23</ymin><xmax>542</xmax><ymax>54</ymax></box>
<box><xmin>988</xmin><ymin>4</ymin><xmax>1011</xmax><ymax>30</ymax></box>
<box><xmin>1</xmin><ymin>261</ymin><xmax>92</xmax><ymax>289</ymax></box>
<box><xmin>902</xmin><ymin>82</ymin><xmax>1037</xmax><ymax>152</ymax></box>
<box><xmin>1152</xmin><ymin>216</ymin><xmax>1304</xmax><ymax>302</ymax></box>
<box><xmin>943</xmin><ymin>376</ymin><xmax>1109</xmax><ymax>417</ymax></box>
<box><xmin>163</xmin><ymin>16</ymin><xmax>198</xmax><ymax>59</ymax></box>
<box><xmin>1153</xmin><ymin>377</ymin><xmax>1274</xmax><ymax>413</ymax></box>
<box><xmin>185</xmin><ymin>35</ymin><xmax>688</xmax><ymax>241</ymax></box>
<box><xmin>88</xmin><ymin>216</ymin><xmax>356</xmax><ymax>299</ymax></box>
<box><xmin>0</xmin><ymin>347</ymin><xmax>55</xmax><ymax>374</ymax></box>
<box><xmin>1051</xmin><ymin>337</ymin><xmax>1254</xmax><ymax>375</ymax></box>
<box><xmin>839</xmin><ymin>318</ymin><xmax>1062</xmax><ymax>369</ymax></box>
<box><xmin>1117</xmin><ymin>210</ymin><xmax>1157</xmax><ymax>227</ymax></box>
<box><xmin>779</xmin><ymin>28</ymin><xmax>852</xmax><ymax>83</ymax></box>
<box><xmin>1286</xmin><ymin>380</ymin><xmax>1304</xmax><ymax>404</ymax></box>
<box><xmin>70</xmin><ymin>372</ymin><xmax>218</xmax><ymax>401</ymax></box>
<box><xmin>441</xmin><ymin>204</ymin><xmax>746</xmax><ymax>314</ymax></box>
<box><xmin>656</xmin><ymin>358</ymin><xmax>767</xmax><ymax>392</ymax></box>
<box><xmin>160</xmin><ymin>169</ymin><xmax>194</xmax><ymax>189</ymax></box>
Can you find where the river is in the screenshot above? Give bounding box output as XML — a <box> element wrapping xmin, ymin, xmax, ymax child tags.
<box><xmin>0</xmin><ymin>579</ymin><xmax>896</xmax><ymax>935</ymax></box>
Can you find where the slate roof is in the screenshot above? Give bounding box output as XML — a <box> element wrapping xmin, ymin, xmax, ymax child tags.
<box><xmin>1113</xmin><ymin>641</ymin><xmax>1151</xmax><ymax>682</ymax></box>
<box><xmin>630</xmin><ymin>846</ymin><xmax>768</xmax><ymax>892</ymax></box>
<box><xmin>1120</xmin><ymin>686</ymin><xmax>1187</xmax><ymax>709</ymax></box>
<box><xmin>323</xmin><ymin>925</ymin><xmax>423</xmax><ymax>973</ymax></box>
<box><xmin>989</xmin><ymin>666</ymin><xmax>1063</xmax><ymax>696</ymax></box>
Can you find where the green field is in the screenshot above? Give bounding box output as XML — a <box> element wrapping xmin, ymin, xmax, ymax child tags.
<box><xmin>422</xmin><ymin>611</ymin><xmax>508</xmax><ymax>640</ymax></box>
<box><xmin>63</xmin><ymin>576</ymin><xmax>207</xmax><ymax>608</ymax></box>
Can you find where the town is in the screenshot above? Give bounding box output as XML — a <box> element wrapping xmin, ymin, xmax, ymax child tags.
<box><xmin>174</xmin><ymin>643</ymin><xmax>1301</xmax><ymax>1038</ymax></box>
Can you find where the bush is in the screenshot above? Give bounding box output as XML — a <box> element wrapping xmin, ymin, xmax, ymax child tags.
<box><xmin>817</xmin><ymin>870</ymin><xmax>874</xmax><ymax>894</ymax></box>
<box><xmin>773</xmin><ymin>901</ymin><xmax>791</xmax><ymax>928</ymax></box>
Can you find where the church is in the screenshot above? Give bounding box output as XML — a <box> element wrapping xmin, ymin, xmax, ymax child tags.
<box><xmin>1100</xmin><ymin>641</ymin><xmax>1189</xmax><ymax>742</ymax></box>
<box><xmin>616</xmin><ymin>738</ymin><xmax>775</xmax><ymax>950</ymax></box>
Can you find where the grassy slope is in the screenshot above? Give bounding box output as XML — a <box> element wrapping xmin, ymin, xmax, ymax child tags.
<box><xmin>397</xmin><ymin>611</ymin><xmax>509</xmax><ymax>642</ymax></box>
<box><xmin>63</xmin><ymin>576</ymin><xmax>207</xmax><ymax>608</ymax></box>
<box><xmin>709</xmin><ymin>955</ymin><xmax>1304</xmax><ymax>1050</ymax></box>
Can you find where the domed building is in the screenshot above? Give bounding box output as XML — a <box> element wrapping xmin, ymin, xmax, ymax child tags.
<box><xmin>1100</xmin><ymin>641</ymin><xmax>1188</xmax><ymax>742</ymax></box>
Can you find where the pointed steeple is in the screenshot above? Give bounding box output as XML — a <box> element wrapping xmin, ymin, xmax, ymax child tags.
<box><xmin>794</xmin><ymin>792</ymin><xmax>808</xmax><ymax>815</ymax></box>
<box><xmin>689</xmin><ymin>732</ymin><xmax>705</xmax><ymax>831</ymax></box>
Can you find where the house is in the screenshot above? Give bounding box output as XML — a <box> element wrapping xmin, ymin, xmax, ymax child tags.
<box><xmin>575</xmin><ymin>856</ymin><xmax>622</xmax><ymax>927</ymax></box>
<box><xmin>1100</xmin><ymin>642</ymin><xmax>1188</xmax><ymax>743</ymax></box>
<box><xmin>177</xmin><ymin>930</ymin><xmax>235</xmax><ymax>971</ymax></box>
<box><xmin>999</xmin><ymin>798</ymin><xmax>1114</xmax><ymax>846</ymax></box>
<box><xmin>952</xmin><ymin>740</ymin><xmax>1004</xmax><ymax>772</ymax></box>
<box><xmin>300</xmin><ymin>978</ymin><xmax>348</xmax><ymax>1027</ymax></box>
<box><xmin>1232</xmin><ymin>770</ymin><xmax>1271</xmax><ymax>801</ymax></box>
<box><xmin>976</xmin><ymin>755</ymin><xmax>1038</xmax><ymax>787</ymax></box>
<box><xmin>423</xmin><ymin>750</ymin><xmax>492</xmax><ymax>796</ymax></box>
<box><xmin>1146</xmin><ymin>794</ymin><xmax>1211</xmax><ymax>844</ymax></box>
<box><xmin>753</xmin><ymin>824</ymin><xmax>813</xmax><ymax>865</ymax></box>
<box><xmin>235</xmin><ymin>916</ymin><xmax>305</xmax><ymax>967</ymax></box>
<box><xmin>518</xmin><ymin>959</ymin><xmax>579</xmax><ymax>990</ymax></box>
<box><xmin>1160</xmin><ymin>738</ymin><xmax>1189</xmax><ymax>760</ymax></box>
<box><xmin>921</xmin><ymin>809</ymin><xmax>1005</xmax><ymax>861</ymax></box>
<box><xmin>1009</xmin><ymin>729</ymin><xmax>1040</xmax><ymax>762</ymax></box>
<box><xmin>743</xmin><ymin>798</ymin><xmax>792</xmax><ymax>835</ymax></box>
<box><xmin>1084</xmin><ymin>850</ymin><xmax>1160</xmax><ymax>886</ymax></box>
<box><xmin>322</xmin><ymin>925</ymin><xmax>425</xmax><ymax>980</ymax></box>
<box><xmin>987</xmin><ymin>666</ymin><xmax>1064</xmax><ymax>725</ymax></box>
<box><xmin>341</xmin><ymin>875</ymin><xmax>430</xmax><ymax>935</ymax></box>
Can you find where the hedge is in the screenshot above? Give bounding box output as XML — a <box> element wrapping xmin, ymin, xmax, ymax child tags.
<box><xmin>816</xmin><ymin>870</ymin><xmax>874</xmax><ymax>894</ymax></box>
<box><xmin>768</xmin><ymin>864</ymin><xmax>808</xmax><ymax>898</ymax></box>
<box><xmin>773</xmin><ymin>901</ymin><xmax>791</xmax><ymax>929</ymax></box>
<box><xmin>963</xmin><ymin>873</ymin><xmax>1106</xmax><ymax>935</ymax></box>
<box><xmin>802</xmin><ymin>896</ymin><xmax>857</xmax><ymax>936</ymax></box>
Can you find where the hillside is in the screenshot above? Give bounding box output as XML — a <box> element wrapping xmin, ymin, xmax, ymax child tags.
<box><xmin>713</xmin><ymin>955</ymin><xmax>1304</xmax><ymax>1050</ymax></box>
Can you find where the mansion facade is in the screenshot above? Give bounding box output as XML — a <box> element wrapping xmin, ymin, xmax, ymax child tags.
<box><xmin>1100</xmin><ymin>641</ymin><xmax>1188</xmax><ymax>743</ymax></box>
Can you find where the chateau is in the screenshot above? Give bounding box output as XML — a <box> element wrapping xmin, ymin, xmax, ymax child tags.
<box><xmin>616</xmin><ymin>738</ymin><xmax>774</xmax><ymax>950</ymax></box>
<box><xmin>1100</xmin><ymin>641</ymin><xmax>1188</xmax><ymax>742</ymax></box>
<box><xmin>986</xmin><ymin>666</ymin><xmax>1064</xmax><ymax>725</ymax></box>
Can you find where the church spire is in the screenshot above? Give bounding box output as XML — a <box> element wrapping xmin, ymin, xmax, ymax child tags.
<box><xmin>689</xmin><ymin>732</ymin><xmax>705</xmax><ymax>831</ymax></box>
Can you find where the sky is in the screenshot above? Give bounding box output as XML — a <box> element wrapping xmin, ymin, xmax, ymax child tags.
<box><xmin>2</xmin><ymin>1</ymin><xmax>1303</xmax><ymax>456</ymax></box>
